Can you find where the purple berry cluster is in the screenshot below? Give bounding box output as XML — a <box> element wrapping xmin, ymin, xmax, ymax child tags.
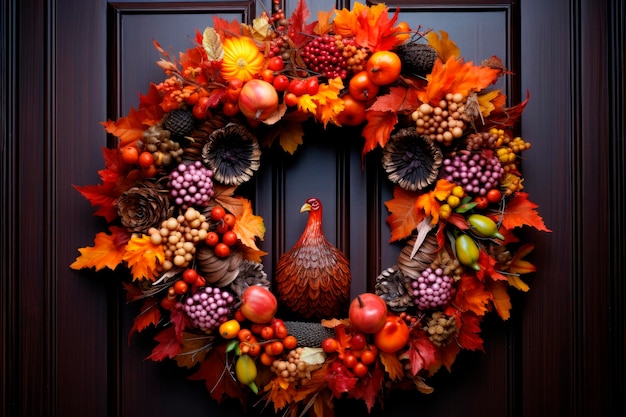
<box><xmin>181</xmin><ymin>286</ymin><xmax>234</xmax><ymax>332</ymax></box>
<box><xmin>168</xmin><ymin>161</ymin><xmax>214</xmax><ymax>210</ymax></box>
<box><xmin>441</xmin><ymin>151</ymin><xmax>504</xmax><ymax>196</ymax></box>
<box><xmin>411</xmin><ymin>267</ymin><xmax>454</xmax><ymax>310</ymax></box>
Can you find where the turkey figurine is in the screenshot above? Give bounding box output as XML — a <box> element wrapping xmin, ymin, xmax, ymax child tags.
<box><xmin>274</xmin><ymin>197</ymin><xmax>351</xmax><ymax>321</ymax></box>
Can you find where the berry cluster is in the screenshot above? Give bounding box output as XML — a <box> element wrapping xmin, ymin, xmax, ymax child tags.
<box><xmin>441</xmin><ymin>150</ymin><xmax>504</xmax><ymax>196</ymax></box>
<box><xmin>423</xmin><ymin>311</ymin><xmax>459</xmax><ymax>347</ymax></box>
<box><xmin>168</xmin><ymin>161</ymin><xmax>215</xmax><ymax>210</ymax></box>
<box><xmin>301</xmin><ymin>34</ymin><xmax>351</xmax><ymax>79</ymax></box>
<box><xmin>411</xmin><ymin>267</ymin><xmax>455</xmax><ymax>310</ymax></box>
<box><xmin>148</xmin><ymin>207</ymin><xmax>210</xmax><ymax>271</ymax></box>
<box><xmin>181</xmin><ymin>286</ymin><xmax>235</xmax><ymax>332</ymax></box>
<box><xmin>411</xmin><ymin>93</ymin><xmax>468</xmax><ymax>146</ymax></box>
<box><xmin>322</xmin><ymin>332</ymin><xmax>378</xmax><ymax>378</ymax></box>
<box><xmin>204</xmin><ymin>205</ymin><xmax>238</xmax><ymax>258</ymax></box>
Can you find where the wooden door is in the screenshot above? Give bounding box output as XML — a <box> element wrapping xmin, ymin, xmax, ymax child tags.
<box><xmin>2</xmin><ymin>1</ymin><xmax>624</xmax><ymax>417</ymax></box>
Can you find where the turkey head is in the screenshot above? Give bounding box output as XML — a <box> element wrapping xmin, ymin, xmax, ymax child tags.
<box><xmin>274</xmin><ymin>197</ymin><xmax>352</xmax><ymax>321</ymax></box>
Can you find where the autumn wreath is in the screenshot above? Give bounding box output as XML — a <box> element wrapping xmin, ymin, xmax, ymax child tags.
<box><xmin>71</xmin><ymin>1</ymin><xmax>550</xmax><ymax>416</ymax></box>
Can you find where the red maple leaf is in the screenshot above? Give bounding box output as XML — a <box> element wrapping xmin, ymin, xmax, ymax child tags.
<box><xmin>146</xmin><ymin>327</ymin><xmax>182</xmax><ymax>361</ymax></box>
<box><xmin>138</xmin><ymin>83</ymin><xmax>165</xmax><ymax>124</ymax></box>
<box><xmin>455</xmin><ymin>311</ymin><xmax>484</xmax><ymax>351</ymax></box>
<box><xmin>350</xmin><ymin>363</ymin><xmax>384</xmax><ymax>412</ymax></box>
<box><xmin>485</xmin><ymin>90</ymin><xmax>530</xmax><ymax>128</ymax></box>
<box><xmin>169</xmin><ymin>304</ymin><xmax>191</xmax><ymax>343</ymax></box>
<box><xmin>212</xmin><ymin>16</ymin><xmax>241</xmax><ymax>38</ymax></box>
<box><xmin>361</xmin><ymin>110</ymin><xmax>398</xmax><ymax>157</ymax></box>
<box><xmin>447</xmin><ymin>274</ymin><xmax>491</xmax><ymax>317</ymax></box>
<box><xmin>502</xmin><ymin>192</ymin><xmax>551</xmax><ymax>231</ymax></box>
<box><xmin>128</xmin><ymin>298</ymin><xmax>161</xmax><ymax>344</ymax></box>
<box><xmin>384</xmin><ymin>186</ymin><xmax>424</xmax><ymax>242</ymax></box>
<box><xmin>368</xmin><ymin>86</ymin><xmax>419</xmax><ymax>113</ymax></box>
<box><xmin>405</xmin><ymin>330</ymin><xmax>438</xmax><ymax>376</ymax></box>
<box><xmin>188</xmin><ymin>343</ymin><xmax>244</xmax><ymax>404</ymax></box>
<box><xmin>325</xmin><ymin>360</ymin><xmax>358</xmax><ymax>396</ymax></box>
<box><xmin>287</xmin><ymin>0</ymin><xmax>317</xmax><ymax>47</ymax></box>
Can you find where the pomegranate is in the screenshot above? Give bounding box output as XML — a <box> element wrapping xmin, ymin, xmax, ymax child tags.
<box><xmin>238</xmin><ymin>79</ymin><xmax>279</xmax><ymax>121</ymax></box>
<box><xmin>348</xmin><ymin>293</ymin><xmax>388</xmax><ymax>334</ymax></box>
<box><xmin>240</xmin><ymin>285</ymin><xmax>278</xmax><ymax>324</ymax></box>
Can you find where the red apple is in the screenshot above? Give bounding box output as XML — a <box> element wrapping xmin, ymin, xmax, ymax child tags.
<box><xmin>240</xmin><ymin>285</ymin><xmax>278</xmax><ymax>324</ymax></box>
<box><xmin>348</xmin><ymin>293</ymin><xmax>388</xmax><ymax>334</ymax></box>
<box><xmin>238</xmin><ymin>79</ymin><xmax>279</xmax><ymax>121</ymax></box>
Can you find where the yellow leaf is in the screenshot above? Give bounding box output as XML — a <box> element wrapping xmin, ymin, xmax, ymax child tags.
<box><xmin>279</xmin><ymin>119</ymin><xmax>305</xmax><ymax>154</ymax></box>
<box><xmin>297</xmin><ymin>77</ymin><xmax>344</xmax><ymax>127</ymax></box>
<box><xmin>123</xmin><ymin>235</ymin><xmax>165</xmax><ymax>281</ymax></box>
<box><xmin>70</xmin><ymin>226</ymin><xmax>127</xmax><ymax>271</ymax></box>
<box><xmin>425</xmin><ymin>30</ymin><xmax>460</xmax><ymax>61</ymax></box>
<box><xmin>477</xmin><ymin>89</ymin><xmax>501</xmax><ymax>117</ymax></box>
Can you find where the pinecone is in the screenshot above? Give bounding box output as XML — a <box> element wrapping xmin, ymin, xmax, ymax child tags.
<box><xmin>201</xmin><ymin>123</ymin><xmax>261</xmax><ymax>186</ymax></box>
<box><xmin>423</xmin><ymin>311</ymin><xmax>459</xmax><ymax>347</ymax></box>
<box><xmin>382</xmin><ymin>129</ymin><xmax>443</xmax><ymax>191</ymax></box>
<box><xmin>284</xmin><ymin>321</ymin><xmax>335</xmax><ymax>348</ymax></box>
<box><xmin>375</xmin><ymin>266</ymin><xmax>414</xmax><ymax>312</ymax></box>
<box><xmin>228</xmin><ymin>260</ymin><xmax>271</xmax><ymax>298</ymax></box>
<box><xmin>117</xmin><ymin>180</ymin><xmax>171</xmax><ymax>233</ymax></box>
<box><xmin>163</xmin><ymin>109</ymin><xmax>195</xmax><ymax>140</ymax></box>
<box><xmin>396</xmin><ymin>42</ymin><xmax>438</xmax><ymax>76</ymax></box>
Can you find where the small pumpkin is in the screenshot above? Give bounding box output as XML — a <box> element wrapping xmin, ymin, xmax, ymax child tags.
<box><xmin>221</xmin><ymin>37</ymin><xmax>264</xmax><ymax>82</ymax></box>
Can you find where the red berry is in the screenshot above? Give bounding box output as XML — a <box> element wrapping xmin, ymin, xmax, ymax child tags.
<box><xmin>182</xmin><ymin>268</ymin><xmax>199</xmax><ymax>284</ymax></box>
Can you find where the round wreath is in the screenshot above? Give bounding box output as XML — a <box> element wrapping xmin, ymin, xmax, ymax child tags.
<box><xmin>72</xmin><ymin>1</ymin><xmax>550</xmax><ymax>416</ymax></box>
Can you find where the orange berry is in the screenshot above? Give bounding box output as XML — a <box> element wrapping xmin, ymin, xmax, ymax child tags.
<box><xmin>260</xmin><ymin>326</ymin><xmax>275</xmax><ymax>340</ymax></box>
<box><xmin>282</xmin><ymin>335</ymin><xmax>297</xmax><ymax>350</ymax></box>
<box><xmin>138</xmin><ymin>151</ymin><xmax>155</xmax><ymax>169</ymax></box>
<box><xmin>270</xmin><ymin>341</ymin><xmax>284</xmax><ymax>356</ymax></box>
<box><xmin>173</xmin><ymin>280</ymin><xmax>188</xmax><ymax>295</ymax></box>
<box><xmin>120</xmin><ymin>145</ymin><xmax>139</xmax><ymax>165</ymax></box>
<box><xmin>238</xmin><ymin>328</ymin><xmax>253</xmax><ymax>342</ymax></box>
<box><xmin>260</xmin><ymin>352</ymin><xmax>275</xmax><ymax>366</ymax></box>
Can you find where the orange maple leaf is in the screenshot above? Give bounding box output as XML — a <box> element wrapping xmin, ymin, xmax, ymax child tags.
<box><xmin>418</xmin><ymin>57</ymin><xmax>501</xmax><ymax>106</ymax></box>
<box><xmin>231</xmin><ymin>197</ymin><xmax>266</xmax><ymax>251</ymax></box>
<box><xmin>128</xmin><ymin>299</ymin><xmax>161</xmax><ymax>344</ymax></box>
<box><xmin>361</xmin><ymin>110</ymin><xmax>397</xmax><ymax>157</ymax></box>
<box><xmin>384</xmin><ymin>186</ymin><xmax>424</xmax><ymax>242</ymax></box>
<box><xmin>334</xmin><ymin>3</ymin><xmax>402</xmax><ymax>51</ymax></box>
<box><xmin>378</xmin><ymin>351</ymin><xmax>404</xmax><ymax>381</ymax></box>
<box><xmin>122</xmin><ymin>235</ymin><xmax>165</xmax><ymax>281</ymax></box>
<box><xmin>298</xmin><ymin>77</ymin><xmax>344</xmax><ymax>127</ymax></box>
<box><xmin>502</xmin><ymin>192</ymin><xmax>551</xmax><ymax>231</ymax></box>
<box><xmin>507</xmin><ymin>243</ymin><xmax>537</xmax><ymax>276</ymax></box>
<box><xmin>368</xmin><ymin>86</ymin><xmax>419</xmax><ymax>113</ymax></box>
<box><xmin>101</xmin><ymin>107</ymin><xmax>152</xmax><ymax>147</ymax></box>
<box><xmin>485</xmin><ymin>279</ymin><xmax>512</xmax><ymax>320</ymax></box>
<box><xmin>449</xmin><ymin>274</ymin><xmax>491</xmax><ymax>317</ymax></box>
<box><xmin>70</xmin><ymin>226</ymin><xmax>129</xmax><ymax>271</ymax></box>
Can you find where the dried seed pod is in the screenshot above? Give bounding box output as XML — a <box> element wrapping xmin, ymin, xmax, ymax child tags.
<box><xmin>382</xmin><ymin>129</ymin><xmax>443</xmax><ymax>191</ymax></box>
<box><xmin>397</xmin><ymin>233</ymin><xmax>440</xmax><ymax>280</ymax></box>
<box><xmin>202</xmin><ymin>123</ymin><xmax>261</xmax><ymax>186</ymax></box>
